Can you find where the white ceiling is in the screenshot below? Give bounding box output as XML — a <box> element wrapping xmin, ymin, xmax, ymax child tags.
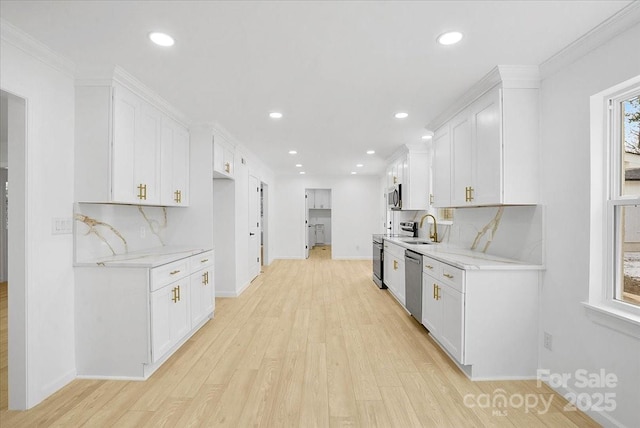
<box><xmin>0</xmin><ymin>0</ymin><xmax>633</xmax><ymax>176</ymax></box>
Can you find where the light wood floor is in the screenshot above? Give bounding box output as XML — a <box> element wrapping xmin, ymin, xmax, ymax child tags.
<box><xmin>0</xmin><ymin>251</ymin><xmax>599</xmax><ymax>427</ymax></box>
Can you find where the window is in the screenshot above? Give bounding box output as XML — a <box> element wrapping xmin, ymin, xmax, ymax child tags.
<box><xmin>587</xmin><ymin>75</ymin><xmax>640</xmax><ymax>337</ymax></box>
<box><xmin>610</xmin><ymin>90</ymin><xmax>640</xmax><ymax>310</ymax></box>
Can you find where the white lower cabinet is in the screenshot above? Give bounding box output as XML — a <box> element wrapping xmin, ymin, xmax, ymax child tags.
<box><xmin>421</xmin><ymin>254</ymin><xmax>539</xmax><ymax>379</ymax></box>
<box><xmin>151</xmin><ymin>279</ymin><xmax>191</xmax><ymax>363</ymax></box>
<box><xmin>189</xmin><ymin>252</ymin><xmax>215</xmax><ymax>328</ymax></box>
<box><xmin>383</xmin><ymin>240</ymin><xmax>406</xmax><ymax>305</ymax></box>
<box><xmin>75</xmin><ymin>249</ymin><xmax>214</xmax><ymax>379</ymax></box>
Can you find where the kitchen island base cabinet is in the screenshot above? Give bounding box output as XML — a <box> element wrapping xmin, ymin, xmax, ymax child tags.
<box><xmin>75</xmin><ymin>250</ymin><xmax>215</xmax><ymax>379</ymax></box>
<box><xmin>422</xmin><ymin>256</ymin><xmax>539</xmax><ymax>380</ymax></box>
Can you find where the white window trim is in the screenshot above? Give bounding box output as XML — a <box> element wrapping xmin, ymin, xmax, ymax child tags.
<box><xmin>586</xmin><ymin>74</ymin><xmax>640</xmax><ymax>339</ymax></box>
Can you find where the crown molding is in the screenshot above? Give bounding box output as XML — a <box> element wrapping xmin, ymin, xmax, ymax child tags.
<box><xmin>426</xmin><ymin>65</ymin><xmax>540</xmax><ymax>132</ymax></box>
<box><xmin>76</xmin><ymin>65</ymin><xmax>191</xmax><ymax>127</ymax></box>
<box><xmin>0</xmin><ymin>18</ymin><xmax>76</xmax><ymax>77</ymax></box>
<box><xmin>540</xmin><ymin>1</ymin><xmax>640</xmax><ymax>79</ymax></box>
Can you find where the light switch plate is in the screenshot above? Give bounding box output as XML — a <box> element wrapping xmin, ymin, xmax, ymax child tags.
<box><xmin>52</xmin><ymin>217</ymin><xmax>73</xmax><ymax>235</ymax></box>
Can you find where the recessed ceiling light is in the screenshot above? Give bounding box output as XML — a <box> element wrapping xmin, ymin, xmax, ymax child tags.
<box><xmin>366</xmin><ymin>150</ymin><xmax>375</xmax><ymax>155</ymax></box>
<box><xmin>356</xmin><ymin>164</ymin><xmax>363</xmax><ymax>168</ymax></box>
<box><xmin>351</xmin><ymin>172</ymin><xmax>357</xmax><ymax>175</ymax></box>
<box><xmin>149</xmin><ymin>32</ymin><xmax>175</xmax><ymax>47</ymax></box>
<box><xmin>437</xmin><ymin>31</ymin><xmax>463</xmax><ymax>46</ymax></box>
<box><xmin>395</xmin><ymin>112</ymin><xmax>408</xmax><ymax>119</ymax></box>
<box><xmin>299</xmin><ymin>171</ymin><xmax>306</xmax><ymax>175</ymax></box>
<box><xmin>295</xmin><ymin>164</ymin><xmax>302</xmax><ymax>168</ymax></box>
<box><xmin>421</xmin><ymin>135</ymin><xmax>433</xmax><ymax>140</ymax></box>
<box><xmin>288</xmin><ymin>150</ymin><xmax>297</xmax><ymax>155</ymax></box>
<box><xmin>269</xmin><ymin>112</ymin><xmax>283</xmax><ymax>119</ymax></box>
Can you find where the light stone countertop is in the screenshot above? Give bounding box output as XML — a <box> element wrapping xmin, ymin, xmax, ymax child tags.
<box><xmin>383</xmin><ymin>237</ymin><xmax>544</xmax><ymax>271</ymax></box>
<box><xmin>75</xmin><ymin>246</ymin><xmax>213</xmax><ymax>268</ymax></box>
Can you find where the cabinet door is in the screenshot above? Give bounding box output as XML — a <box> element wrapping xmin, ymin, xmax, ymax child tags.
<box><xmin>151</xmin><ymin>280</ymin><xmax>190</xmax><ymax>362</ymax></box>
<box><xmin>112</xmin><ymin>85</ymin><xmax>161</xmax><ymax>204</ymax></box>
<box><xmin>432</xmin><ymin>125</ymin><xmax>451</xmax><ymax>207</ymax></box>
<box><xmin>395</xmin><ymin>258</ymin><xmax>406</xmax><ymax>305</ymax></box>
<box><xmin>450</xmin><ymin>112</ymin><xmax>472</xmax><ymax>206</ymax></box>
<box><xmin>161</xmin><ymin>118</ymin><xmax>190</xmax><ymax>206</ymax></box>
<box><xmin>150</xmin><ymin>283</ymin><xmax>174</xmax><ymax>362</ymax></box>
<box><xmin>471</xmin><ymin>88</ymin><xmax>502</xmax><ymax>205</ymax></box>
<box><xmin>383</xmin><ymin>251</ymin><xmax>396</xmax><ymax>294</ymax></box>
<box><xmin>422</xmin><ymin>275</ymin><xmax>441</xmax><ymax>336</ymax></box>
<box><xmin>315</xmin><ymin>189</ymin><xmax>330</xmax><ymax>208</ymax></box>
<box><xmin>213</xmin><ymin>139</ymin><xmax>234</xmax><ymax>179</ymax></box>
<box><xmin>112</xmin><ymin>85</ymin><xmax>140</xmax><ymax>203</ymax></box>
<box><xmin>440</xmin><ymin>284</ymin><xmax>465</xmax><ymax>363</ymax></box>
<box><xmin>190</xmin><ymin>268</ymin><xmax>213</xmax><ymax>328</ymax></box>
<box><xmin>404</xmin><ymin>151</ymin><xmax>429</xmax><ymax>210</ymax></box>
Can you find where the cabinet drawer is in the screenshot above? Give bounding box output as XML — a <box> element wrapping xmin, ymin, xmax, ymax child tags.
<box><xmin>440</xmin><ymin>264</ymin><xmax>464</xmax><ymax>293</ymax></box>
<box><xmin>423</xmin><ymin>256</ymin><xmax>465</xmax><ymax>293</ymax></box>
<box><xmin>151</xmin><ymin>259</ymin><xmax>190</xmax><ymax>291</ymax></box>
<box><xmin>383</xmin><ymin>241</ymin><xmax>405</xmax><ymax>260</ymax></box>
<box><xmin>189</xmin><ymin>250</ymin><xmax>214</xmax><ymax>273</ymax></box>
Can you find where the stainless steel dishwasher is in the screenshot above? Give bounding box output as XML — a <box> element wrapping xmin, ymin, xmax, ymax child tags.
<box><xmin>404</xmin><ymin>249</ymin><xmax>423</xmax><ymax>321</ymax></box>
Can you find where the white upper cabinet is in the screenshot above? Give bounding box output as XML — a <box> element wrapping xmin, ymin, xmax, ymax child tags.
<box><xmin>429</xmin><ymin>65</ymin><xmax>540</xmax><ymax>208</ymax></box>
<box><xmin>75</xmin><ymin>70</ymin><xmax>190</xmax><ymax>206</ymax></box>
<box><xmin>432</xmin><ymin>125</ymin><xmax>451</xmax><ymax>207</ymax></box>
<box><xmin>160</xmin><ymin>117</ymin><xmax>190</xmax><ymax>206</ymax></box>
<box><xmin>213</xmin><ymin>136</ymin><xmax>235</xmax><ymax>179</ymax></box>
<box><xmin>385</xmin><ymin>145</ymin><xmax>430</xmax><ymax>210</ymax></box>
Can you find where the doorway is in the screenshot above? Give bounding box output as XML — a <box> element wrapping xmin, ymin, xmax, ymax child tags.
<box><xmin>1</xmin><ymin>89</ymin><xmax>27</xmax><ymax>410</ymax></box>
<box><xmin>305</xmin><ymin>188</ymin><xmax>332</xmax><ymax>259</ymax></box>
<box><xmin>248</xmin><ymin>175</ymin><xmax>261</xmax><ymax>280</ymax></box>
<box><xmin>260</xmin><ymin>182</ymin><xmax>269</xmax><ymax>268</ymax></box>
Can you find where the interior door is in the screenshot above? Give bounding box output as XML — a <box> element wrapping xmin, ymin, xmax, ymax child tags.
<box><xmin>305</xmin><ymin>190</ymin><xmax>310</xmax><ymax>258</ymax></box>
<box><xmin>248</xmin><ymin>175</ymin><xmax>261</xmax><ymax>279</ymax></box>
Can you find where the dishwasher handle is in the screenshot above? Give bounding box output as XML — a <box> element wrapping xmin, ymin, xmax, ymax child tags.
<box><xmin>405</xmin><ymin>251</ymin><xmax>422</xmax><ymax>264</ymax></box>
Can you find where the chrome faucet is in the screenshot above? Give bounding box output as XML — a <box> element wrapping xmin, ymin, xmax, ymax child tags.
<box><xmin>419</xmin><ymin>214</ymin><xmax>438</xmax><ymax>243</ymax></box>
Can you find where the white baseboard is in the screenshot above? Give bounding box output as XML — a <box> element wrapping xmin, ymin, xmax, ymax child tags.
<box><xmin>34</xmin><ymin>368</ymin><xmax>76</xmax><ymax>408</ymax></box>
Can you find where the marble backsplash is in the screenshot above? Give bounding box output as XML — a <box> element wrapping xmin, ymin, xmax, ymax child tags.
<box><xmin>398</xmin><ymin>205</ymin><xmax>543</xmax><ymax>265</ymax></box>
<box><xmin>74</xmin><ymin>203</ymin><xmax>172</xmax><ymax>263</ymax></box>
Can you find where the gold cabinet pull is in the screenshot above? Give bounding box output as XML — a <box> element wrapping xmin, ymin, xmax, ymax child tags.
<box><xmin>429</xmin><ymin>193</ymin><xmax>434</xmax><ymax>205</ymax></box>
<box><xmin>137</xmin><ymin>183</ymin><xmax>147</xmax><ymax>200</ymax></box>
<box><xmin>393</xmin><ymin>260</ymin><xmax>398</xmax><ymax>270</ymax></box>
<box><xmin>174</xmin><ymin>189</ymin><xmax>182</xmax><ymax>203</ymax></box>
<box><xmin>443</xmin><ymin>273</ymin><xmax>454</xmax><ymax>279</ymax></box>
<box><xmin>425</xmin><ymin>264</ymin><xmax>433</xmax><ymax>270</ymax></box>
<box><xmin>433</xmin><ymin>283</ymin><xmax>437</xmax><ymax>299</ymax></box>
<box><xmin>436</xmin><ymin>285</ymin><xmax>441</xmax><ymax>300</ymax></box>
<box><xmin>177</xmin><ymin>285</ymin><xmax>181</xmax><ymax>301</ymax></box>
<box><xmin>224</xmin><ymin>162</ymin><xmax>231</xmax><ymax>173</ymax></box>
<box><xmin>202</xmin><ymin>271</ymin><xmax>209</xmax><ymax>285</ymax></box>
<box><xmin>200</xmin><ymin>259</ymin><xmax>209</xmax><ymax>263</ymax></box>
<box><xmin>465</xmin><ymin>186</ymin><xmax>474</xmax><ymax>202</ymax></box>
<box><xmin>171</xmin><ymin>287</ymin><xmax>178</xmax><ymax>303</ymax></box>
<box><xmin>170</xmin><ymin>270</ymin><xmax>181</xmax><ymax>275</ymax></box>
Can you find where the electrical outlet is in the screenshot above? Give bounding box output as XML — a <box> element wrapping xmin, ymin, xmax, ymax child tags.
<box><xmin>544</xmin><ymin>332</ymin><xmax>553</xmax><ymax>350</ymax></box>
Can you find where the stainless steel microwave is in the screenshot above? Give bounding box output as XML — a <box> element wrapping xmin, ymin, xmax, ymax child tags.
<box><xmin>387</xmin><ymin>184</ymin><xmax>402</xmax><ymax>210</ymax></box>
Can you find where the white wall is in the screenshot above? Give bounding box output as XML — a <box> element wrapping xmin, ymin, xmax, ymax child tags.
<box><xmin>167</xmin><ymin>125</ymin><xmax>214</xmax><ymax>249</ymax></box>
<box><xmin>539</xmin><ymin>22</ymin><xmax>640</xmax><ymax>428</ymax></box>
<box><xmin>273</xmin><ymin>175</ymin><xmax>383</xmax><ymax>259</ymax></box>
<box><xmin>1</xmin><ymin>24</ymin><xmax>76</xmax><ymax>408</ymax></box>
<box><xmin>212</xmin><ymin>130</ymin><xmax>275</xmax><ymax>297</ymax></box>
